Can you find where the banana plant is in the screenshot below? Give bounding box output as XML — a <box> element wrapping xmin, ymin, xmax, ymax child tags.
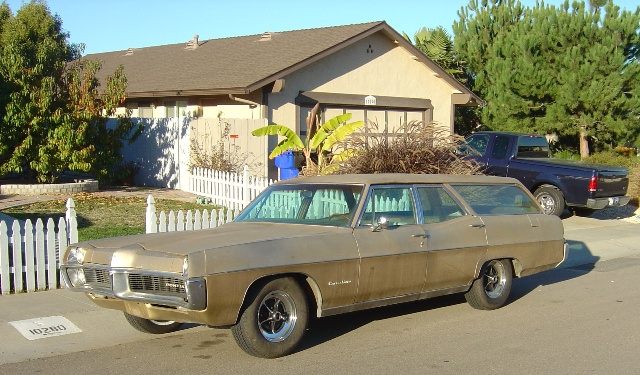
<box><xmin>251</xmin><ymin>107</ymin><xmax>363</xmax><ymax>175</ymax></box>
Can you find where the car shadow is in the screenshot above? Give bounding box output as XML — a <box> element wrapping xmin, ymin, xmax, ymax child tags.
<box><xmin>299</xmin><ymin>239</ymin><xmax>598</xmax><ymax>352</ymax></box>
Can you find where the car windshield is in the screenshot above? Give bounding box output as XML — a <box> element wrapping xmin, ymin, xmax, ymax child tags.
<box><xmin>235</xmin><ymin>184</ymin><xmax>364</xmax><ymax>227</ymax></box>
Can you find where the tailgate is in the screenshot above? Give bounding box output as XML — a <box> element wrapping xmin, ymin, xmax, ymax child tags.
<box><xmin>594</xmin><ymin>169</ymin><xmax>629</xmax><ymax>198</ymax></box>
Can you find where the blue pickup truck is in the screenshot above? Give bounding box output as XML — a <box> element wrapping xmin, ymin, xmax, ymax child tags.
<box><xmin>462</xmin><ymin>131</ymin><xmax>630</xmax><ymax>216</ymax></box>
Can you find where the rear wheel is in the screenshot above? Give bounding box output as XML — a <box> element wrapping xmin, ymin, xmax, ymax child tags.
<box><xmin>465</xmin><ymin>259</ymin><xmax>513</xmax><ymax>310</ymax></box>
<box><xmin>123</xmin><ymin>312</ymin><xmax>183</xmax><ymax>334</ymax></box>
<box><xmin>534</xmin><ymin>185</ymin><xmax>565</xmax><ymax>216</ymax></box>
<box><xmin>232</xmin><ymin>277</ymin><xmax>308</xmax><ymax>358</ymax></box>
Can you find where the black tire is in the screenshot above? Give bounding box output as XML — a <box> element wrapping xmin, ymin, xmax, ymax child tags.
<box><xmin>123</xmin><ymin>312</ymin><xmax>183</xmax><ymax>334</ymax></box>
<box><xmin>534</xmin><ymin>185</ymin><xmax>565</xmax><ymax>216</ymax></box>
<box><xmin>231</xmin><ymin>277</ymin><xmax>309</xmax><ymax>358</ymax></box>
<box><xmin>465</xmin><ymin>259</ymin><xmax>513</xmax><ymax>310</ymax></box>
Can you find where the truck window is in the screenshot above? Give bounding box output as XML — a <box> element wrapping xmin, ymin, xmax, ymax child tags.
<box><xmin>517</xmin><ymin>136</ymin><xmax>550</xmax><ymax>158</ymax></box>
<box><xmin>491</xmin><ymin>136</ymin><xmax>510</xmax><ymax>160</ymax></box>
<box><xmin>461</xmin><ymin>134</ymin><xmax>489</xmax><ymax>156</ymax></box>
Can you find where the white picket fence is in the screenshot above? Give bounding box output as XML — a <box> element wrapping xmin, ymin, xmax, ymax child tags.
<box><xmin>187</xmin><ymin>165</ymin><xmax>275</xmax><ymax>211</ymax></box>
<box><xmin>0</xmin><ymin>199</ymin><xmax>78</xmax><ymax>295</ymax></box>
<box><xmin>145</xmin><ymin>195</ymin><xmax>240</xmax><ymax>234</ymax></box>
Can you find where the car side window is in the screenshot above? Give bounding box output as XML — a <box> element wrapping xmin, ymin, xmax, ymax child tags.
<box><xmin>360</xmin><ymin>187</ymin><xmax>416</xmax><ymax>226</ymax></box>
<box><xmin>417</xmin><ymin>186</ymin><xmax>466</xmax><ymax>223</ymax></box>
<box><xmin>451</xmin><ymin>184</ymin><xmax>542</xmax><ymax>215</ymax></box>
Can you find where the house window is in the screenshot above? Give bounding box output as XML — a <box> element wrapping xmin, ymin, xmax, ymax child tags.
<box><xmin>138</xmin><ymin>101</ymin><xmax>153</xmax><ymax>118</ymax></box>
<box><xmin>165</xmin><ymin>101</ymin><xmax>176</xmax><ymax>118</ymax></box>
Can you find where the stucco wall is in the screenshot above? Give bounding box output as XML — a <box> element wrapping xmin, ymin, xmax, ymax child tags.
<box><xmin>268</xmin><ymin>32</ymin><xmax>459</xmax><ymax>134</ymax></box>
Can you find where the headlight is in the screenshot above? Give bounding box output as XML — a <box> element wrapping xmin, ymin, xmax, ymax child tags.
<box><xmin>66</xmin><ymin>247</ymin><xmax>86</xmax><ymax>264</ymax></box>
<box><xmin>182</xmin><ymin>256</ymin><xmax>189</xmax><ymax>276</ymax></box>
<box><xmin>67</xmin><ymin>268</ymin><xmax>86</xmax><ymax>287</ymax></box>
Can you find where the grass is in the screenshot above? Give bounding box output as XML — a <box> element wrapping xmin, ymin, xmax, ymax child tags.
<box><xmin>2</xmin><ymin>194</ymin><xmax>210</xmax><ymax>242</ymax></box>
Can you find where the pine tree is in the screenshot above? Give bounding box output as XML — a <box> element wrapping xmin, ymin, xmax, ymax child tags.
<box><xmin>454</xmin><ymin>0</ymin><xmax>640</xmax><ymax>157</ymax></box>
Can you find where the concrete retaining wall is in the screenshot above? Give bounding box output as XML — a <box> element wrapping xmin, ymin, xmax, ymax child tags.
<box><xmin>0</xmin><ymin>180</ymin><xmax>99</xmax><ymax>195</ymax></box>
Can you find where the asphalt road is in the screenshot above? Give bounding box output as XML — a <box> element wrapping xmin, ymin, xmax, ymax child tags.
<box><xmin>1</xmin><ymin>215</ymin><xmax>639</xmax><ymax>374</ymax></box>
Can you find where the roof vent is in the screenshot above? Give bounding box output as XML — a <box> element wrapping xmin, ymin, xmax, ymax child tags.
<box><xmin>125</xmin><ymin>48</ymin><xmax>134</xmax><ymax>56</ymax></box>
<box><xmin>258</xmin><ymin>32</ymin><xmax>272</xmax><ymax>42</ymax></box>
<box><xmin>185</xmin><ymin>34</ymin><xmax>199</xmax><ymax>50</ymax></box>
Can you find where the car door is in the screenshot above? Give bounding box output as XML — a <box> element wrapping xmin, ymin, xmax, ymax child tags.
<box><xmin>352</xmin><ymin>186</ymin><xmax>428</xmax><ymax>303</ymax></box>
<box><xmin>416</xmin><ymin>186</ymin><xmax>489</xmax><ymax>292</ymax></box>
<box><xmin>450</xmin><ymin>183</ymin><xmax>544</xmax><ymax>269</ymax></box>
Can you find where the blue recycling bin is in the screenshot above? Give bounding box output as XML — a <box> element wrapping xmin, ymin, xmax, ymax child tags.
<box><xmin>274</xmin><ymin>150</ymin><xmax>295</xmax><ymax>168</ymax></box>
<box><xmin>275</xmin><ymin>150</ymin><xmax>299</xmax><ymax>180</ymax></box>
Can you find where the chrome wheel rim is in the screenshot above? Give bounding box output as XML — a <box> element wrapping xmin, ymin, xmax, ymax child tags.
<box><xmin>537</xmin><ymin>194</ymin><xmax>555</xmax><ymax>215</ymax></box>
<box><xmin>257</xmin><ymin>291</ymin><xmax>297</xmax><ymax>342</ymax></box>
<box><xmin>484</xmin><ymin>260</ymin><xmax>507</xmax><ymax>299</ymax></box>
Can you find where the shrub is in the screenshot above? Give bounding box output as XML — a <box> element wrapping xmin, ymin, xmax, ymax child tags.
<box><xmin>332</xmin><ymin>121</ymin><xmax>481</xmax><ymax>175</ymax></box>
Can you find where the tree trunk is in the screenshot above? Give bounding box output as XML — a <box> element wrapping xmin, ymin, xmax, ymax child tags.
<box><xmin>579</xmin><ymin>127</ymin><xmax>590</xmax><ymax>160</ymax></box>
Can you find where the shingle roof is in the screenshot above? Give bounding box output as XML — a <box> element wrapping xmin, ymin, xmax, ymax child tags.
<box><xmin>85</xmin><ymin>21</ymin><xmax>480</xmax><ymax>103</ymax></box>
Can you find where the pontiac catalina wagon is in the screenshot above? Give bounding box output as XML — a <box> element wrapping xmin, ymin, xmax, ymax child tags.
<box><xmin>61</xmin><ymin>174</ymin><xmax>566</xmax><ymax>358</ymax></box>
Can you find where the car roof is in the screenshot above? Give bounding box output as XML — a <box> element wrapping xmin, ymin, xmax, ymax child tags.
<box><xmin>273</xmin><ymin>173</ymin><xmax>521</xmax><ymax>186</ymax></box>
<box><xmin>472</xmin><ymin>131</ymin><xmax>545</xmax><ymax>138</ymax></box>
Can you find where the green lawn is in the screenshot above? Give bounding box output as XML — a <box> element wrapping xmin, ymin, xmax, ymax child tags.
<box><xmin>2</xmin><ymin>195</ymin><xmax>211</xmax><ymax>242</ymax></box>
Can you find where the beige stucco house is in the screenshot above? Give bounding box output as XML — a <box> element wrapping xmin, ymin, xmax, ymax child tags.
<box><xmin>89</xmin><ymin>21</ymin><xmax>481</xmax><ymax>185</ymax></box>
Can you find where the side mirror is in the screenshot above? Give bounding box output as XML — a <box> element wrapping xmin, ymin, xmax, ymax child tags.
<box><xmin>372</xmin><ymin>216</ymin><xmax>389</xmax><ymax>232</ymax></box>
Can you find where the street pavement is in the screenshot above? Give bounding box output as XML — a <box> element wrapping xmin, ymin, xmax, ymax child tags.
<box><xmin>0</xmin><ymin>196</ymin><xmax>639</xmax><ymax>365</ymax></box>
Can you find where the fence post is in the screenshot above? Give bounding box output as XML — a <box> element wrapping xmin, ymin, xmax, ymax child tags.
<box><xmin>243</xmin><ymin>164</ymin><xmax>250</xmax><ymax>208</ymax></box>
<box><xmin>146</xmin><ymin>195</ymin><xmax>156</xmax><ymax>233</ymax></box>
<box><xmin>0</xmin><ymin>221</ymin><xmax>9</xmax><ymax>295</ymax></box>
<box><xmin>66</xmin><ymin>198</ymin><xmax>78</xmax><ymax>244</ymax></box>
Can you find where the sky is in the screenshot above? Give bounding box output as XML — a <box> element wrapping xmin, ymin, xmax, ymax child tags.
<box><xmin>4</xmin><ymin>0</ymin><xmax>640</xmax><ymax>55</ymax></box>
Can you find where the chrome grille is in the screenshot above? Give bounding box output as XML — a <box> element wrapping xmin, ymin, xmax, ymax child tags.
<box><xmin>84</xmin><ymin>268</ymin><xmax>111</xmax><ymax>288</ymax></box>
<box><xmin>128</xmin><ymin>274</ymin><xmax>186</xmax><ymax>297</ymax></box>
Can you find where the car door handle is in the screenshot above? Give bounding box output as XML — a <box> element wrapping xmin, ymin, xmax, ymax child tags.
<box><xmin>469</xmin><ymin>223</ymin><xmax>485</xmax><ymax>228</ymax></box>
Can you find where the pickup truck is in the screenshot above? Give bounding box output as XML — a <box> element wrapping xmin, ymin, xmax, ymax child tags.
<box><xmin>461</xmin><ymin>131</ymin><xmax>630</xmax><ymax>216</ymax></box>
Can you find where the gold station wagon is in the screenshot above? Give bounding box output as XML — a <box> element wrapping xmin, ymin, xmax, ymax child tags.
<box><xmin>61</xmin><ymin>174</ymin><xmax>566</xmax><ymax>358</ymax></box>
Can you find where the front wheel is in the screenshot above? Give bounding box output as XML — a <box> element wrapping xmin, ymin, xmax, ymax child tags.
<box><xmin>534</xmin><ymin>185</ymin><xmax>565</xmax><ymax>216</ymax></box>
<box><xmin>232</xmin><ymin>277</ymin><xmax>309</xmax><ymax>358</ymax></box>
<box><xmin>465</xmin><ymin>259</ymin><xmax>513</xmax><ymax>310</ymax></box>
<box><xmin>123</xmin><ymin>312</ymin><xmax>183</xmax><ymax>334</ymax></box>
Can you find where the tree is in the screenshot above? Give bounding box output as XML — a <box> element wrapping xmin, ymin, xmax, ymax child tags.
<box><xmin>404</xmin><ymin>26</ymin><xmax>480</xmax><ymax>136</ymax></box>
<box><xmin>251</xmin><ymin>105</ymin><xmax>363</xmax><ymax>176</ymax></box>
<box><xmin>454</xmin><ymin>0</ymin><xmax>640</xmax><ymax>158</ymax></box>
<box><xmin>0</xmin><ymin>1</ymin><xmax>140</xmax><ymax>182</ymax></box>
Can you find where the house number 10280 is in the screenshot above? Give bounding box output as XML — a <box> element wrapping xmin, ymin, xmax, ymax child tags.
<box><xmin>29</xmin><ymin>325</ymin><xmax>67</xmax><ymax>336</ymax></box>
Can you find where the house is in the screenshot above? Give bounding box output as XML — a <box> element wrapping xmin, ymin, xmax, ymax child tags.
<box><xmin>88</xmin><ymin>21</ymin><xmax>482</xmax><ymax>187</ymax></box>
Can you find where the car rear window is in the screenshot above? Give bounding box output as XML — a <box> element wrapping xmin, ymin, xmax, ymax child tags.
<box><xmin>451</xmin><ymin>184</ymin><xmax>542</xmax><ymax>215</ymax></box>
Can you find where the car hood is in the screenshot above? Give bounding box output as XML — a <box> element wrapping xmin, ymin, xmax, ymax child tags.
<box><xmin>81</xmin><ymin>222</ymin><xmax>344</xmax><ymax>256</ymax></box>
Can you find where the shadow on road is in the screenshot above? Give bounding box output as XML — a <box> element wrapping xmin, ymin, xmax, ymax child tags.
<box><xmin>300</xmin><ymin>239</ymin><xmax>598</xmax><ymax>352</ymax></box>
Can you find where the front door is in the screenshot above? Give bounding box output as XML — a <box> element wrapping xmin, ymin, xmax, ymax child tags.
<box><xmin>352</xmin><ymin>186</ymin><xmax>428</xmax><ymax>303</ymax></box>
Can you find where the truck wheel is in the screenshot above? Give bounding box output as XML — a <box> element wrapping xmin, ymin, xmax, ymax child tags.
<box><xmin>123</xmin><ymin>312</ymin><xmax>183</xmax><ymax>334</ymax></box>
<box><xmin>231</xmin><ymin>277</ymin><xmax>309</xmax><ymax>358</ymax></box>
<box><xmin>534</xmin><ymin>185</ymin><xmax>565</xmax><ymax>216</ymax></box>
<box><xmin>465</xmin><ymin>259</ymin><xmax>513</xmax><ymax>310</ymax></box>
